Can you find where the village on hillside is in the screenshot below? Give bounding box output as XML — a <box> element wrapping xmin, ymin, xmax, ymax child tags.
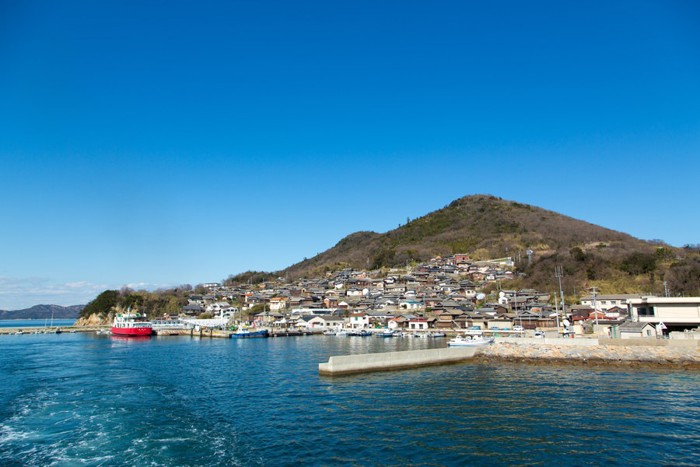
<box><xmin>176</xmin><ymin>254</ymin><xmax>700</xmax><ymax>339</ymax></box>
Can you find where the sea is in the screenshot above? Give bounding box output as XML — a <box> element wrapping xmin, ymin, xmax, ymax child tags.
<box><xmin>0</xmin><ymin>333</ymin><xmax>698</xmax><ymax>466</ymax></box>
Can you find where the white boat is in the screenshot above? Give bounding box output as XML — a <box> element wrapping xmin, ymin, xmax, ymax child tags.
<box><xmin>376</xmin><ymin>329</ymin><xmax>397</xmax><ymax>338</ymax></box>
<box><xmin>447</xmin><ymin>335</ymin><xmax>495</xmax><ymax>347</ymax></box>
<box><xmin>323</xmin><ymin>330</ymin><xmax>337</xmax><ymax>336</ymax></box>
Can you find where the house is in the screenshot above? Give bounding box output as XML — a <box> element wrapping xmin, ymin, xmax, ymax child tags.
<box><xmin>487</xmin><ymin>316</ymin><xmax>513</xmax><ymax>331</ymax></box>
<box><xmin>182</xmin><ymin>304</ymin><xmax>204</xmax><ymax>316</ymax></box>
<box><xmin>254</xmin><ymin>312</ymin><xmax>283</xmax><ymax>326</ymax></box>
<box><xmin>387</xmin><ymin>316</ymin><xmax>408</xmax><ymax>330</ymax></box>
<box><xmin>349</xmin><ymin>313</ymin><xmax>369</xmax><ymax>329</ymax></box>
<box><xmin>206</xmin><ymin>301</ymin><xmax>231</xmax><ymax>314</ymax></box>
<box><xmin>408</xmin><ymin>317</ymin><xmax>429</xmax><ymax>330</ymax></box>
<box><xmin>581</xmin><ymin>294</ymin><xmax>640</xmax><ymax>312</ymax></box>
<box><xmin>627</xmin><ymin>296</ymin><xmax>700</xmax><ymax>332</ymax></box>
<box><xmin>346</xmin><ymin>288</ymin><xmax>364</xmax><ymax>297</ymax></box>
<box><xmin>399</xmin><ymin>299</ymin><xmax>423</xmax><ymax>310</ymax></box>
<box><xmin>268</xmin><ymin>297</ymin><xmax>288</xmax><ymax>312</ymax></box>
<box><xmin>435</xmin><ymin>310</ymin><xmax>464</xmax><ymax>329</ymax></box>
<box><xmin>306</xmin><ymin>315</ymin><xmax>345</xmax><ymax>330</ymax></box>
<box><xmin>618</xmin><ymin>321</ymin><xmax>658</xmax><ymax>339</ymax></box>
<box><xmin>604</xmin><ymin>306</ymin><xmax>628</xmax><ymax>320</ymax></box>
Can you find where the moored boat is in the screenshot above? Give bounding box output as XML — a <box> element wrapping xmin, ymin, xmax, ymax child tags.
<box><xmin>230</xmin><ymin>328</ymin><xmax>269</xmax><ymax>339</ymax></box>
<box><xmin>111</xmin><ymin>312</ymin><xmax>153</xmax><ymax>337</ymax></box>
<box><xmin>377</xmin><ymin>329</ymin><xmax>397</xmax><ymax>337</ymax></box>
<box><xmin>447</xmin><ymin>335</ymin><xmax>494</xmax><ymax>347</ymax></box>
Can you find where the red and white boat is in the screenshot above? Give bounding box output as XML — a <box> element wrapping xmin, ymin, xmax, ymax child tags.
<box><xmin>111</xmin><ymin>312</ymin><xmax>153</xmax><ymax>336</ymax></box>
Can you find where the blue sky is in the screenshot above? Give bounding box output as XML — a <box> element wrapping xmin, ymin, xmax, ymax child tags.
<box><xmin>1</xmin><ymin>0</ymin><xmax>699</xmax><ymax>309</ymax></box>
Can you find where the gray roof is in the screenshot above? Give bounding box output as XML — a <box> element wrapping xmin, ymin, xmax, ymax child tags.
<box><xmin>619</xmin><ymin>321</ymin><xmax>654</xmax><ymax>331</ymax></box>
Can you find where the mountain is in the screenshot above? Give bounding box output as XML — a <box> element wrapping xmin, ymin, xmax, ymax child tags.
<box><xmin>0</xmin><ymin>304</ymin><xmax>85</xmax><ymax>320</ymax></box>
<box><xmin>272</xmin><ymin>195</ymin><xmax>699</xmax><ymax>296</ymax></box>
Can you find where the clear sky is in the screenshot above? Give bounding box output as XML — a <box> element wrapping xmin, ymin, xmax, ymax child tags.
<box><xmin>1</xmin><ymin>0</ymin><xmax>699</xmax><ymax>309</ymax></box>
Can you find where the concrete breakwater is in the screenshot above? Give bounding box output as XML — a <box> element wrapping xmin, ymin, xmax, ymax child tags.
<box><xmin>319</xmin><ymin>338</ymin><xmax>700</xmax><ymax>375</ymax></box>
<box><xmin>475</xmin><ymin>339</ymin><xmax>700</xmax><ymax>369</ymax></box>
<box><xmin>319</xmin><ymin>347</ymin><xmax>480</xmax><ymax>376</ymax></box>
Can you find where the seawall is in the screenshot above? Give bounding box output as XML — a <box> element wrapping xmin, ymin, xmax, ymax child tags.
<box><xmin>319</xmin><ymin>347</ymin><xmax>479</xmax><ymax>376</ymax></box>
<box><xmin>319</xmin><ymin>338</ymin><xmax>700</xmax><ymax>375</ymax></box>
<box><xmin>475</xmin><ymin>338</ymin><xmax>700</xmax><ymax>369</ymax></box>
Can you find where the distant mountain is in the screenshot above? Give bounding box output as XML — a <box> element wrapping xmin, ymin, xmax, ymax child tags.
<box><xmin>0</xmin><ymin>304</ymin><xmax>85</xmax><ymax>320</ymax></box>
<box><xmin>272</xmin><ymin>194</ymin><xmax>699</xmax><ymax>296</ymax></box>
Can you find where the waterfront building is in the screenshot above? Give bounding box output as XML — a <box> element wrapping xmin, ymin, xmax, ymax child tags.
<box><xmin>627</xmin><ymin>296</ymin><xmax>700</xmax><ymax>332</ymax></box>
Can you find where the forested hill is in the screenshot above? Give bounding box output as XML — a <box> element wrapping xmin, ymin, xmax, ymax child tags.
<box><xmin>0</xmin><ymin>304</ymin><xmax>85</xmax><ymax>320</ymax></box>
<box><xmin>273</xmin><ymin>195</ymin><xmax>699</xmax><ymax>295</ymax></box>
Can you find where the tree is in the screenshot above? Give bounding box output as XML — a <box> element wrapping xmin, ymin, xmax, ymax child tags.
<box><xmin>620</xmin><ymin>252</ymin><xmax>657</xmax><ymax>275</ymax></box>
<box><xmin>80</xmin><ymin>290</ymin><xmax>119</xmax><ymax>318</ymax></box>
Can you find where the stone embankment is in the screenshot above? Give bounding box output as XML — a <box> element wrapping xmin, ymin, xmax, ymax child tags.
<box><xmin>475</xmin><ymin>340</ymin><xmax>700</xmax><ymax>369</ymax></box>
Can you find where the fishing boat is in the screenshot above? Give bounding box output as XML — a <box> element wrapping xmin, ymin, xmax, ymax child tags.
<box><xmin>376</xmin><ymin>329</ymin><xmax>397</xmax><ymax>338</ymax></box>
<box><xmin>447</xmin><ymin>335</ymin><xmax>494</xmax><ymax>347</ymax></box>
<box><xmin>230</xmin><ymin>328</ymin><xmax>269</xmax><ymax>339</ymax></box>
<box><xmin>111</xmin><ymin>312</ymin><xmax>153</xmax><ymax>337</ymax></box>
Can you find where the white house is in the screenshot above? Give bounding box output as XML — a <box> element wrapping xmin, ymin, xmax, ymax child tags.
<box><xmin>581</xmin><ymin>294</ymin><xmax>640</xmax><ymax>312</ymax></box>
<box><xmin>349</xmin><ymin>313</ymin><xmax>369</xmax><ymax>329</ymax></box>
<box><xmin>206</xmin><ymin>301</ymin><xmax>231</xmax><ymax>314</ymax></box>
<box><xmin>627</xmin><ymin>297</ymin><xmax>700</xmax><ymax>330</ymax></box>
<box><xmin>268</xmin><ymin>297</ymin><xmax>288</xmax><ymax>312</ymax></box>
<box><xmin>306</xmin><ymin>315</ymin><xmax>345</xmax><ymax>330</ymax></box>
<box><xmin>399</xmin><ymin>299</ymin><xmax>423</xmax><ymax>310</ymax></box>
<box><xmin>408</xmin><ymin>318</ymin><xmax>429</xmax><ymax>330</ymax></box>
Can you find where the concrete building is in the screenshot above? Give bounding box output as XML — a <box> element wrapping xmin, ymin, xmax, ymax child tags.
<box><xmin>627</xmin><ymin>297</ymin><xmax>700</xmax><ymax>332</ymax></box>
<box><xmin>581</xmin><ymin>294</ymin><xmax>640</xmax><ymax>312</ymax></box>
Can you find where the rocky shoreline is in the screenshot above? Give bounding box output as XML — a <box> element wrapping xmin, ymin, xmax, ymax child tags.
<box><xmin>474</xmin><ymin>341</ymin><xmax>700</xmax><ymax>370</ymax></box>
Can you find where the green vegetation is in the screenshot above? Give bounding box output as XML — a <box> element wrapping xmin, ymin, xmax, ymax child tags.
<box><xmin>620</xmin><ymin>252</ymin><xmax>657</xmax><ymax>275</ymax></box>
<box><xmin>79</xmin><ymin>290</ymin><xmax>119</xmax><ymax>319</ymax></box>
<box><xmin>79</xmin><ymin>287</ymin><xmax>189</xmax><ymax>320</ymax></box>
<box><xmin>225</xmin><ymin>271</ymin><xmax>275</xmax><ymax>285</ymax></box>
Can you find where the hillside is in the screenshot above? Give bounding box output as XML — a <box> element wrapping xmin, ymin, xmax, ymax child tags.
<box><xmin>0</xmin><ymin>304</ymin><xmax>85</xmax><ymax>320</ymax></box>
<box><xmin>273</xmin><ymin>195</ymin><xmax>699</xmax><ymax>296</ymax></box>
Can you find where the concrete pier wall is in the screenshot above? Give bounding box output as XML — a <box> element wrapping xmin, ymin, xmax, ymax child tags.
<box><xmin>319</xmin><ymin>347</ymin><xmax>479</xmax><ymax>376</ymax></box>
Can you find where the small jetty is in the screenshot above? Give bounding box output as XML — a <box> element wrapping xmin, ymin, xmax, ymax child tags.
<box><xmin>319</xmin><ymin>347</ymin><xmax>480</xmax><ymax>376</ymax></box>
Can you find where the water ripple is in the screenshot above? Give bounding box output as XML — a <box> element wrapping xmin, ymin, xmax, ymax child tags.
<box><xmin>0</xmin><ymin>334</ymin><xmax>698</xmax><ymax>466</ymax></box>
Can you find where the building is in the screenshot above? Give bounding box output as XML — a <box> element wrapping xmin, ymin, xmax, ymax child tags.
<box><xmin>581</xmin><ymin>294</ymin><xmax>640</xmax><ymax>312</ymax></box>
<box><xmin>618</xmin><ymin>321</ymin><xmax>658</xmax><ymax>339</ymax></box>
<box><xmin>627</xmin><ymin>297</ymin><xmax>700</xmax><ymax>332</ymax></box>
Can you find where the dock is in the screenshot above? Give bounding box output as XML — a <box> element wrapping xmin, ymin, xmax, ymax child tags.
<box><xmin>319</xmin><ymin>347</ymin><xmax>480</xmax><ymax>376</ymax></box>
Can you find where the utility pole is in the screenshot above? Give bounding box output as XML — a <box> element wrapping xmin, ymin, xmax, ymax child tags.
<box><xmin>591</xmin><ymin>286</ymin><xmax>599</xmax><ymax>327</ymax></box>
<box><xmin>555</xmin><ymin>266</ymin><xmax>566</xmax><ymax>335</ymax></box>
<box><xmin>553</xmin><ymin>290</ymin><xmax>560</xmax><ymax>331</ymax></box>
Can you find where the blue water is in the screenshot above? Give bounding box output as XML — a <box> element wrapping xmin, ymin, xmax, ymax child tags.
<box><xmin>0</xmin><ymin>319</ymin><xmax>76</xmax><ymax>328</ymax></box>
<box><xmin>0</xmin><ymin>334</ymin><xmax>698</xmax><ymax>466</ymax></box>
